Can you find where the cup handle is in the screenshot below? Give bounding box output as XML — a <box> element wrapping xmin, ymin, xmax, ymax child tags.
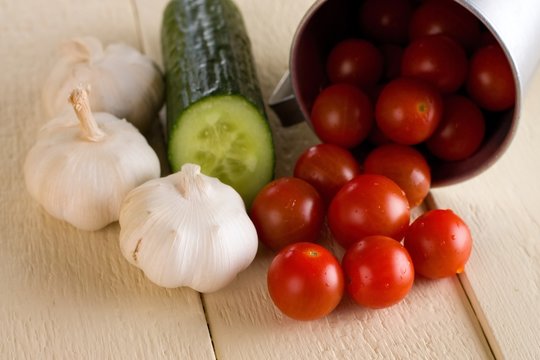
<box><xmin>268</xmin><ymin>71</ymin><xmax>307</xmax><ymax>127</ymax></box>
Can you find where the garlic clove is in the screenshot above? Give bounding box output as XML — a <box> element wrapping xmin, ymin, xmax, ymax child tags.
<box><xmin>119</xmin><ymin>164</ymin><xmax>258</xmax><ymax>293</ymax></box>
<box><xmin>42</xmin><ymin>36</ymin><xmax>164</xmax><ymax>133</ymax></box>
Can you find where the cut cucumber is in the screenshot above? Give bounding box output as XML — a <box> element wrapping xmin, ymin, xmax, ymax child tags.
<box><xmin>168</xmin><ymin>95</ymin><xmax>274</xmax><ymax>205</ymax></box>
<box><xmin>161</xmin><ymin>0</ymin><xmax>274</xmax><ymax>207</ymax></box>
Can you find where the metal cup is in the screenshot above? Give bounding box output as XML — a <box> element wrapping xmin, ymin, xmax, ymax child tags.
<box><xmin>269</xmin><ymin>0</ymin><xmax>540</xmax><ymax>186</ymax></box>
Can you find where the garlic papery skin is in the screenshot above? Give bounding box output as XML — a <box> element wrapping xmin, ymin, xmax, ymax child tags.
<box><xmin>42</xmin><ymin>36</ymin><xmax>164</xmax><ymax>133</ymax></box>
<box><xmin>118</xmin><ymin>163</ymin><xmax>258</xmax><ymax>293</ymax></box>
<box><xmin>24</xmin><ymin>88</ymin><xmax>161</xmax><ymax>231</ymax></box>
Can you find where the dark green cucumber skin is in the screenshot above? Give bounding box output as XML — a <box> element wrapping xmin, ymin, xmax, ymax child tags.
<box><xmin>161</xmin><ymin>0</ymin><xmax>268</xmax><ymax>136</ymax></box>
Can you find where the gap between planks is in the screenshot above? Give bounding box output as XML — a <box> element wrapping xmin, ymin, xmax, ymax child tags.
<box><xmin>425</xmin><ymin>193</ymin><xmax>500</xmax><ymax>360</ymax></box>
<box><xmin>129</xmin><ymin>1</ymin><xmax>218</xmax><ymax>359</ymax></box>
<box><xmin>128</xmin><ymin>0</ymin><xmax>146</xmax><ymax>56</ymax></box>
<box><xmin>200</xmin><ymin>292</ymin><xmax>219</xmax><ymax>360</ymax></box>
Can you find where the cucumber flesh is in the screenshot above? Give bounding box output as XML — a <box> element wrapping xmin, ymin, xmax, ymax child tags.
<box><xmin>168</xmin><ymin>95</ymin><xmax>274</xmax><ymax>206</ymax></box>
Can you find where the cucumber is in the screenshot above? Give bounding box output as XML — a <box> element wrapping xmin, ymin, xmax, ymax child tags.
<box><xmin>161</xmin><ymin>0</ymin><xmax>275</xmax><ymax>207</ymax></box>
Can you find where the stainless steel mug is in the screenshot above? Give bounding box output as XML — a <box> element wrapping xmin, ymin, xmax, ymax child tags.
<box><xmin>269</xmin><ymin>0</ymin><xmax>540</xmax><ymax>186</ymax></box>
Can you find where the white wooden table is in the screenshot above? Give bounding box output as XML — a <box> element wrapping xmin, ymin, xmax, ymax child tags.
<box><xmin>1</xmin><ymin>0</ymin><xmax>539</xmax><ymax>358</ymax></box>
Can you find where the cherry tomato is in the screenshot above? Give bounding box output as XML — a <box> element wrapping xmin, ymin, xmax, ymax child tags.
<box><xmin>342</xmin><ymin>235</ymin><xmax>414</xmax><ymax>309</ymax></box>
<box><xmin>326</xmin><ymin>38</ymin><xmax>384</xmax><ymax>89</ymax></box>
<box><xmin>294</xmin><ymin>143</ymin><xmax>361</xmax><ymax>206</ymax></box>
<box><xmin>267</xmin><ymin>242</ymin><xmax>344</xmax><ymax>320</ymax></box>
<box><xmin>328</xmin><ymin>174</ymin><xmax>410</xmax><ymax>248</ymax></box>
<box><xmin>404</xmin><ymin>209</ymin><xmax>473</xmax><ymax>279</ymax></box>
<box><xmin>360</xmin><ymin>0</ymin><xmax>413</xmax><ymax>45</ymax></box>
<box><xmin>310</xmin><ymin>84</ymin><xmax>373</xmax><ymax>148</ymax></box>
<box><xmin>401</xmin><ymin>34</ymin><xmax>468</xmax><ymax>94</ymax></box>
<box><xmin>375</xmin><ymin>77</ymin><xmax>443</xmax><ymax>145</ymax></box>
<box><xmin>364</xmin><ymin>144</ymin><xmax>431</xmax><ymax>207</ymax></box>
<box><xmin>426</xmin><ymin>95</ymin><xmax>486</xmax><ymax>161</ymax></box>
<box><xmin>409</xmin><ymin>0</ymin><xmax>481</xmax><ymax>51</ymax></box>
<box><xmin>250</xmin><ymin>177</ymin><xmax>324</xmax><ymax>251</ymax></box>
<box><xmin>466</xmin><ymin>44</ymin><xmax>515</xmax><ymax>112</ymax></box>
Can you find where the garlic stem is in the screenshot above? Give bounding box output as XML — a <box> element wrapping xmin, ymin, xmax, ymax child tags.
<box><xmin>176</xmin><ymin>164</ymin><xmax>210</xmax><ymax>200</ymax></box>
<box><xmin>68</xmin><ymin>87</ymin><xmax>105</xmax><ymax>142</ymax></box>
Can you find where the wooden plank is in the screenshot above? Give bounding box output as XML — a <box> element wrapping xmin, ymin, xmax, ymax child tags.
<box><xmin>430</xmin><ymin>65</ymin><xmax>540</xmax><ymax>359</ymax></box>
<box><xmin>199</xmin><ymin>1</ymin><xmax>494</xmax><ymax>358</ymax></box>
<box><xmin>130</xmin><ymin>0</ymin><xmax>169</xmax><ymax>68</ymax></box>
<box><xmin>0</xmin><ymin>0</ymin><xmax>213</xmax><ymax>358</ymax></box>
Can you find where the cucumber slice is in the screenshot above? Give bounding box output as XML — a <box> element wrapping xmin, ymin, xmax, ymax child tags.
<box><xmin>168</xmin><ymin>95</ymin><xmax>273</xmax><ymax>206</ymax></box>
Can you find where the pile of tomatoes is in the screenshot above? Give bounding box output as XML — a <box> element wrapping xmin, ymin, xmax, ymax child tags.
<box><xmin>249</xmin><ymin>0</ymin><xmax>501</xmax><ymax>321</ymax></box>
<box><xmin>312</xmin><ymin>0</ymin><xmax>514</xmax><ymax>162</ymax></box>
<box><xmin>250</xmin><ymin>172</ymin><xmax>473</xmax><ymax>320</ymax></box>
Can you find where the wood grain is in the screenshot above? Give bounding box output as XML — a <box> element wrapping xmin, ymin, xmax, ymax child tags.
<box><xmin>0</xmin><ymin>0</ymin><xmax>213</xmax><ymax>358</ymax></box>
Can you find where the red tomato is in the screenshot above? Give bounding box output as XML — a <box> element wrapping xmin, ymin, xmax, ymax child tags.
<box><xmin>375</xmin><ymin>77</ymin><xmax>443</xmax><ymax>145</ymax></box>
<box><xmin>401</xmin><ymin>34</ymin><xmax>468</xmax><ymax>94</ymax></box>
<box><xmin>250</xmin><ymin>177</ymin><xmax>324</xmax><ymax>251</ymax></box>
<box><xmin>409</xmin><ymin>0</ymin><xmax>481</xmax><ymax>51</ymax></box>
<box><xmin>364</xmin><ymin>144</ymin><xmax>431</xmax><ymax>207</ymax></box>
<box><xmin>294</xmin><ymin>143</ymin><xmax>361</xmax><ymax>205</ymax></box>
<box><xmin>466</xmin><ymin>44</ymin><xmax>515</xmax><ymax>111</ymax></box>
<box><xmin>326</xmin><ymin>39</ymin><xmax>384</xmax><ymax>89</ymax></box>
<box><xmin>267</xmin><ymin>242</ymin><xmax>344</xmax><ymax>320</ymax></box>
<box><xmin>342</xmin><ymin>235</ymin><xmax>414</xmax><ymax>309</ymax></box>
<box><xmin>360</xmin><ymin>0</ymin><xmax>413</xmax><ymax>45</ymax></box>
<box><xmin>426</xmin><ymin>95</ymin><xmax>486</xmax><ymax>161</ymax></box>
<box><xmin>310</xmin><ymin>84</ymin><xmax>373</xmax><ymax>148</ymax></box>
<box><xmin>328</xmin><ymin>174</ymin><xmax>410</xmax><ymax>248</ymax></box>
<box><xmin>404</xmin><ymin>209</ymin><xmax>473</xmax><ymax>279</ymax></box>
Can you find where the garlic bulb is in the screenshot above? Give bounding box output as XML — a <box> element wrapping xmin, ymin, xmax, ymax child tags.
<box><xmin>119</xmin><ymin>163</ymin><xmax>258</xmax><ymax>293</ymax></box>
<box><xmin>42</xmin><ymin>36</ymin><xmax>164</xmax><ymax>133</ymax></box>
<box><xmin>24</xmin><ymin>87</ymin><xmax>161</xmax><ymax>231</ymax></box>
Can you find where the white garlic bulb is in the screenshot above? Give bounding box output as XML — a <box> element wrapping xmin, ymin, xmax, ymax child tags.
<box><xmin>42</xmin><ymin>36</ymin><xmax>164</xmax><ymax>133</ymax></box>
<box><xmin>24</xmin><ymin>87</ymin><xmax>161</xmax><ymax>231</ymax></box>
<box><xmin>119</xmin><ymin>163</ymin><xmax>258</xmax><ymax>293</ymax></box>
